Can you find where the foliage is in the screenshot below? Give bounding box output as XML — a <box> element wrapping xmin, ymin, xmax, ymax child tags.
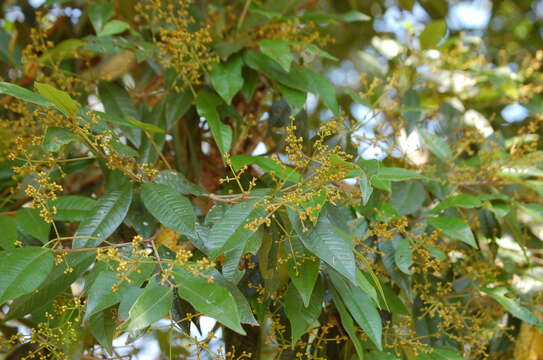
<box><xmin>0</xmin><ymin>0</ymin><xmax>542</xmax><ymax>359</ymax></box>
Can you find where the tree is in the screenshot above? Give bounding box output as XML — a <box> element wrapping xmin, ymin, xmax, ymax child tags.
<box><xmin>0</xmin><ymin>0</ymin><xmax>542</xmax><ymax>359</ymax></box>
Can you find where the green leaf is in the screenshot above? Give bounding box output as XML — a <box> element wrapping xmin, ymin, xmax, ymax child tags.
<box><xmin>278</xmin><ymin>84</ymin><xmax>306</xmax><ymax>115</ymax></box>
<box><xmin>356</xmin><ymin>170</ymin><xmax>373</xmax><ymax>206</ymax></box>
<box><xmin>34</xmin><ymin>82</ymin><xmax>79</xmax><ymax>116</ymax></box>
<box><xmin>394</xmin><ymin>238</ymin><xmax>413</xmax><ymax>275</ymax></box>
<box><xmin>88</xmin><ymin>1</ymin><xmax>113</xmax><ymax>33</ymax></box>
<box><xmin>302</xmin><ymin>68</ymin><xmax>339</xmax><ymax>116</ymax></box>
<box><xmin>230</xmin><ymin>155</ymin><xmax>303</xmax><ymax>182</ymax></box>
<box><xmin>98</xmin><ymin>20</ymin><xmax>130</xmax><ymax>37</ymax></box>
<box><xmin>118</xmin><ymin>287</ymin><xmax>144</xmax><ymax>321</ymax></box>
<box><xmin>417</xmin><ymin>128</ymin><xmax>452</xmax><ymax>162</ymax></box>
<box><xmin>124</xmin><ymin>116</ymin><xmax>165</xmax><ymax>133</ymax></box>
<box><xmin>427</xmin><ymin>216</ymin><xmax>477</xmax><ymax>248</ymax></box>
<box><xmin>420</xmin><ymin>20</ymin><xmax>447</xmax><ymax>49</ymax></box>
<box><xmin>328</xmin><ymin>269</ymin><xmax>382</xmax><ymax>350</ymax></box>
<box><xmin>289</xmin><ymin>207</ymin><xmax>357</xmax><ymax>284</ymax></box>
<box><xmin>141</xmin><ymin>182</ymin><xmax>196</xmax><ymax>237</ymax></box>
<box><xmin>124</xmin><ymin>285</ymin><xmax>173</xmax><ymax>332</ymax></box>
<box><xmin>173</xmin><ymin>267</ymin><xmax>245</xmax><ymax>335</ymax></box>
<box><xmin>210</xmin><ymin>55</ymin><xmax>244</xmax><ymax>104</ymax></box>
<box><xmin>0</xmin><ymin>82</ymin><xmax>51</xmax><ymax>108</ymax></box>
<box><xmin>416</xmin><ymin>347</ymin><xmax>463</xmax><ymax>360</ymax></box>
<box><xmin>195</xmin><ymin>91</ymin><xmax>232</xmax><ymax>155</ymax></box>
<box><xmin>75</xmin><ymin>183</ymin><xmax>133</xmax><ymax>248</ymax></box>
<box><xmin>301</xmin><ymin>10</ymin><xmax>370</xmax><ymax>23</ymax></box>
<box><xmin>16</xmin><ymin>208</ymin><xmax>50</xmax><ymax>243</ymax></box>
<box><xmin>109</xmin><ymin>140</ymin><xmax>139</xmax><ymax>158</ymax></box>
<box><xmin>243</xmin><ymin>50</ymin><xmax>308</xmax><ymax>92</ymax></box>
<box><xmin>204</xmin><ymin>268</ymin><xmax>258</xmax><ymax>325</ymax></box>
<box><xmin>0</xmin><ymin>247</ymin><xmax>54</xmax><ymax>303</ymax></box>
<box><xmin>49</xmin><ymin>195</ymin><xmax>96</xmax><ymax>222</ymax></box>
<box><xmin>284</xmin><ymin>237</ymin><xmax>320</xmax><ymax>307</ymax></box>
<box><xmin>42</xmin><ymin>126</ymin><xmax>78</xmax><ymax>152</ymax></box>
<box><xmin>6</xmin><ymin>252</ymin><xmax>95</xmax><ymax>318</ymax></box>
<box><xmin>155</xmin><ymin>170</ymin><xmax>205</xmax><ymax>196</ymax></box>
<box><xmin>89</xmin><ymin>308</ymin><xmax>115</xmax><ymax>355</ymax></box>
<box><xmin>284</xmin><ymin>279</ymin><xmax>324</xmax><ymax>344</ymax></box>
<box><xmin>330</xmin><ymin>287</ymin><xmax>365</xmax><ymax>359</ymax></box>
<box><xmin>207</xmin><ymin>199</ymin><xmax>259</xmax><ymax>257</ymax></box>
<box><xmin>390</xmin><ymin>181</ymin><xmax>426</xmax><ymax>216</ymax></box>
<box><xmin>483</xmin><ymin>287</ymin><xmax>543</xmax><ymax>328</ymax></box>
<box><xmin>84</xmin><ymin>271</ymin><xmax>120</xmax><ymax>321</ymax></box>
<box><xmin>377</xmin><ymin>167</ymin><xmax>426</xmax><ymax>181</ymax></box>
<box><xmin>339</xmin><ymin>10</ymin><xmax>371</xmax><ymax>22</ymax></box>
<box><xmin>359</xmin><ymin>270</ymin><xmax>410</xmax><ymax>315</ymax></box>
<box><xmin>39</xmin><ymin>39</ymin><xmax>86</xmax><ymax>64</ymax></box>
<box><xmin>430</xmin><ymin>194</ymin><xmax>482</xmax><ymax>214</ymax></box>
<box><xmin>0</xmin><ymin>216</ymin><xmax>17</xmax><ymax>249</ymax></box>
<box><xmin>98</xmin><ymin>82</ymin><xmax>141</xmax><ymax>146</ymax></box>
<box><xmin>259</xmin><ymin>40</ymin><xmax>294</xmax><ymax>72</ymax></box>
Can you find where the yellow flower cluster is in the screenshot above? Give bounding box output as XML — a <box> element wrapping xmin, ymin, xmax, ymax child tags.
<box><xmin>136</xmin><ymin>0</ymin><xmax>217</xmax><ymax>92</ymax></box>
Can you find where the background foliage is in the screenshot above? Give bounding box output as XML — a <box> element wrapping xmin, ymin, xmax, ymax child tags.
<box><xmin>0</xmin><ymin>0</ymin><xmax>543</xmax><ymax>359</ymax></box>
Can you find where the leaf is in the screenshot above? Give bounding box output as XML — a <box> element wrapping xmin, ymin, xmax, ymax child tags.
<box><xmin>259</xmin><ymin>40</ymin><xmax>294</xmax><ymax>72</ymax></box>
<box><xmin>0</xmin><ymin>216</ymin><xmax>17</xmax><ymax>249</ymax></box>
<box><xmin>118</xmin><ymin>287</ymin><xmax>144</xmax><ymax>321</ymax></box>
<box><xmin>109</xmin><ymin>140</ymin><xmax>139</xmax><ymax>158</ymax></box>
<box><xmin>16</xmin><ymin>208</ymin><xmax>50</xmax><ymax>243</ymax></box>
<box><xmin>430</xmin><ymin>194</ymin><xmax>482</xmax><ymax>214</ymax></box>
<box><xmin>328</xmin><ymin>269</ymin><xmax>383</xmax><ymax>350</ymax></box>
<box><xmin>98</xmin><ymin>20</ymin><xmax>130</xmax><ymax>37</ymax></box>
<box><xmin>39</xmin><ymin>39</ymin><xmax>86</xmax><ymax>64</ymax></box>
<box><xmin>394</xmin><ymin>238</ymin><xmax>413</xmax><ymax>275</ymax></box>
<box><xmin>377</xmin><ymin>167</ymin><xmax>426</xmax><ymax>181</ymax></box>
<box><xmin>427</xmin><ymin>216</ymin><xmax>477</xmax><ymax>248</ymax></box>
<box><xmin>390</xmin><ymin>181</ymin><xmax>426</xmax><ymax>216</ymax></box>
<box><xmin>42</xmin><ymin>126</ymin><xmax>78</xmax><ymax>152</ymax></box>
<box><xmin>278</xmin><ymin>84</ymin><xmax>306</xmax><ymax>115</ymax></box>
<box><xmin>173</xmin><ymin>267</ymin><xmax>245</xmax><ymax>335</ymax></box>
<box><xmin>6</xmin><ymin>252</ymin><xmax>95</xmax><ymax>318</ymax></box>
<box><xmin>416</xmin><ymin>347</ymin><xmax>463</xmax><ymax>360</ymax></box>
<box><xmin>420</xmin><ymin>20</ymin><xmax>447</xmax><ymax>49</ymax></box>
<box><xmin>230</xmin><ymin>155</ymin><xmax>303</xmax><ymax>182</ymax></box>
<box><xmin>302</xmin><ymin>68</ymin><xmax>339</xmax><ymax>116</ymax></box>
<box><xmin>483</xmin><ymin>287</ymin><xmax>543</xmax><ymax>328</ymax></box>
<box><xmin>329</xmin><ymin>289</ymin><xmax>365</xmax><ymax>359</ymax></box>
<box><xmin>284</xmin><ymin>237</ymin><xmax>320</xmax><ymax>307</ymax></box>
<box><xmin>34</xmin><ymin>82</ymin><xmax>79</xmax><ymax>116</ymax></box>
<box><xmin>417</xmin><ymin>128</ymin><xmax>452</xmax><ymax>162</ymax></box>
<box><xmin>243</xmin><ymin>49</ymin><xmax>308</xmax><ymax>92</ymax></box>
<box><xmin>196</xmin><ymin>91</ymin><xmax>232</xmax><ymax>155</ymax></box>
<box><xmin>0</xmin><ymin>247</ymin><xmax>54</xmax><ymax>304</ymax></box>
<box><xmin>204</xmin><ymin>269</ymin><xmax>258</xmax><ymax>325</ymax></box>
<box><xmin>0</xmin><ymin>82</ymin><xmax>51</xmax><ymax>108</ymax></box>
<box><xmin>284</xmin><ymin>279</ymin><xmax>324</xmax><ymax>344</ymax></box>
<box><xmin>74</xmin><ymin>183</ymin><xmax>133</xmax><ymax>248</ymax></box>
<box><xmin>359</xmin><ymin>270</ymin><xmax>410</xmax><ymax>315</ymax></box>
<box><xmin>49</xmin><ymin>195</ymin><xmax>96</xmax><ymax>222</ymax></box>
<box><xmin>301</xmin><ymin>10</ymin><xmax>370</xmax><ymax>23</ymax></box>
<box><xmin>207</xmin><ymin>199</ymin><xmax>259</xmax><ymax>257</ymax></box>
<box><xmin>88</xmin><ymin>1</ymin><xmax>114</xmax><ymax>33</ymax></box>
<box><xmin>124</xmin><ymin>285</ymin><xmax>173</xmax><ymax>332</ymax></box>
<box><xmin>84</xmin><ymin>271</ymin><xmax>120</xmax><ymax>321</ymax></box>
<box><xmin>289</xmin><ymin>207</ymin><xmax>357</xmax><ymax>284</ymax></box>
<box><xmin>356</xmin><ymin>170</ymin><xmax>373</xmax><ymax>206</ymax></box>
<box><xmin>141</xmin><ymin>183</ymin><xmax>196</xmax><ymax>237</ymax></box>
<box><xmin>210</xmin><ymin>55</ymin><xmax>244</xmax><ymax>104</ymax></box>
<box><xmin>89</xmin><ymin>308</ymin><xmax>115</xmax><ymax>355</ymax></box>
<box><xmin>155</xmin><ymin>170</ymin><xmax>205</xmax><ymax>196</ymax></box>
<box><xmin>98</xmin><ymin>82</ymin><xmax>141</xmax><ymax>146</ymax></box>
